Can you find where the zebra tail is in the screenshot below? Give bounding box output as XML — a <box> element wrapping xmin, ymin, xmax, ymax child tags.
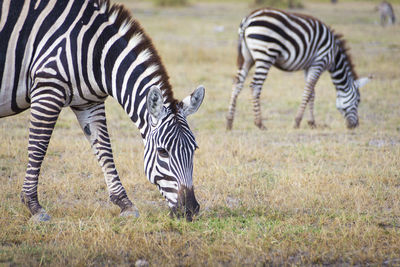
<box><xmin>236</xmin><ymin>18</ymin><xmax>248</xmax><ymax>69</ymax></box>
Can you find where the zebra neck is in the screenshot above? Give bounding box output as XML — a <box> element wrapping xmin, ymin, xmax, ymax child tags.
<box><xmin>329</xmin><ymin>52</ymin><xmax>357</xmax><ymax>92</ymax></box>
<box><xmin>99</xmin><ymin>39</ymin><xmax>176</xmax><ymax>138</ymax></box>
<box><xmin>112</xmin><ymin>79</ymin><xmax>169</xmax><ymax>139</ymax></box>
<box><xmin>89</xmin><ymin>4</ymin><xmax>177</xmax><ymax>138</ymax></box>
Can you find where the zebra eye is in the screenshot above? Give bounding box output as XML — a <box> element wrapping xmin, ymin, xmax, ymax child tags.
<box><xmin>157</xmin><ymin>148</ymin><xmax>169</xmax><ymax>158</ymax></box>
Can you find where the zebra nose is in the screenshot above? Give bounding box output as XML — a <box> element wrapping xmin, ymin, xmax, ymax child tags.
<box><xmin>185</xmin><ymin>200</ymin><xmax>200</xmax><ymax>222</ymax></box>
<box><xmin>346</xmin><ymin>118</ymin><xmax>359</xmax><ymax>129</ymax></box>
<box><xmin>175</xmin><ymin>185</ymin><xmax>200</xmax><ymax>222</ymax></box>
<box><xmin>347</xmin><ymin>120</ymin><xmax>358</xmax><ymax>129</ymax></box>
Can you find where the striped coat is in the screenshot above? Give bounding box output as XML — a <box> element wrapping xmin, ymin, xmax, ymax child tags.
<box><xmin>0</xmin><ymin>0</ymin><xmax>204</xmax><ymax>221</ymax></box>
<box><xmin>226</xmin><ymin>8</ymin><xmax>370</xmax><ymax>130</ymax></box>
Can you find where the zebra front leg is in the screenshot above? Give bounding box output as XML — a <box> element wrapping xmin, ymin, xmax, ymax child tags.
<box><xmin>71</xmin><ymin>104</ymin><xmax>139</xmax><ymax>218</ymax></box>
<box><xmin>294</xmin><ymin>67</ymin><xmax>322</xmax><ymax>128</ymax></box>
<box><xmin>294</xmin><ymin>88</ymin><xmax>314</xmax><ymax>129</ymax></box>
<box><xmin>21</xmin><ymin>88</ymin><xmax>65</xmax><ymax>222</ymax></box>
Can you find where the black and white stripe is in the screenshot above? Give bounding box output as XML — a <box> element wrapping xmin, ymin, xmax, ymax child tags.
<box><xmin>226</xmin><ymin>8</ymin><xmax>370</xmax><ymax>130</ymax></box>
<box><xmin>0</xmin><ymin>0</ymin><xmax>204</xmax><ymax>221</ymax></box>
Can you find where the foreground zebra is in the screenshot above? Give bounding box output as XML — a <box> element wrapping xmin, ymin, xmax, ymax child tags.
<box><xmin>0</xmin><ymin>0</ymin><xmax>205</xmax><ymax>222</ymax></box>
<box><xmin>226</xmin><ymin>8</ymin><xmax>370</xmax><ymax>130</ymax></box>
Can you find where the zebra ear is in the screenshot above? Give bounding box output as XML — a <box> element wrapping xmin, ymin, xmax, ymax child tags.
<box><xmin>181</xmin><ymin>85</ymin><xmax>205</xmax><ymax>117</ymax></box>
<box><xmin>355</xmin><ymin>76</ymin><xmax>372</xmax><ymax>89</ymax></box>
<box><xmin>147</xmin><ymin>85</ymin><xmax>164</xmax><ymax>124</ymax></box>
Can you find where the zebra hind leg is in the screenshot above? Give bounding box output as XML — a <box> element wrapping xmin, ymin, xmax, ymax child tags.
<box><xmin>71</xmin><ymin>104</ymin><xmax>139</xmax><ymax>218</ymax></box>
<box><xmin>307</xmin><ymin>90</ymin><xmax>317</xmax><ymax>128</ymax></box>
<box><xmin>21</xmin><ymin>88</ymin><xmax>65</xmax><ymax>222</ymax></box>
<box><xmin>227</xmin><ymin>76</ymin><xmax>245</xmax><ymax>130</ymax></box>
<box><xmin>227</xmin><ymin>35</ymin><xmax>254</xmax><ymax>130</ymax></box>
<box><xmin>226</xmin><ymin>62</ymin><xmax>253</xmax><ymax>130</ymax></box>
<box><xmin>250</xmin><ymin>60</ymin><xmax>273</xmax><ymax>130</ymax></box>
<box><xmin>251</xmin><ymin>83</ymin><xmax>266</xmax><ymax>130</ymax></box>
<box><xmin>302</xmin><ymin>69</ymin><xmax>316</xmax><ymax>128</ymax></box>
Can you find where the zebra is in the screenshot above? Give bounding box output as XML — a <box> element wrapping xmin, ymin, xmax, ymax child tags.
<box><xmin>376</xmin><ymin>1</ymin><xmax>396</xmax><ymax>26</ymax></box>
<box><xmin>0</xmin><ymin>0</ymin><xmax>205</xmax><ymax>222</ymax></box>
<box><xmin>226</xmin><ymin>8</ymin><xmax>371</xmax><ymax>130</ymax></box>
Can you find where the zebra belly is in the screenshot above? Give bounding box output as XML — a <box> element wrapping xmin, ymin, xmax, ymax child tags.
<box><xmin>274</xmin><ymin>56</ymin><xmax>310</xmax><ymax>72</ymax></box>
<box><xmin>245</xmin><ymin>22</ymin><xmax>316</xmax><ymax>72</ymax></box>
<box><xmin>0</xmin><ymin>87</ymin><xmax>30</xmax><ymax>117</ymax></box>
<box><xmin>245</xmin><ymin>36</ymin><xmax>311</xmax><ymax>72</ymax></box>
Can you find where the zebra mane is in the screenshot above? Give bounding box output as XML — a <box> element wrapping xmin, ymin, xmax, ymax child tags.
<box><xmin>291</xmin><ymin>7</ymin><xmax>360</xmax><ymax>81</ymax></box>
<box><xmin>333</xmin><ymin>33</ymin><xmax>359</xmax><ymax>80</ymax></box>
<box><xmin>291</xmin><ymin>9</ymin><xmax>360</xmax><ymax>80</ymax></box>
<box><xmin>94</xmin><ymin>0</ymin><xmax>179</xmax><ymax>113</ymax></box>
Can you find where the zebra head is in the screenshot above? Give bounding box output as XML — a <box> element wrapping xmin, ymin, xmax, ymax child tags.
<box><xmin>336</xmin><ymin>77</ymin><xmax>370</xmax><ymax>129</ymax></box>
<box><xmin>144</xmin><ymin>85</ymin><xmax>205</xmax><ymax>221</ymax></box>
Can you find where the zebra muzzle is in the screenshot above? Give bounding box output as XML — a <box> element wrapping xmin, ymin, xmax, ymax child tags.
<box><xmin>346</xmin><ymin>119</ymin><xmax>359</xmax><ymax>129</ymax></box>
<box><xmin>171</xmin><ymin>185</ymin><xmax>200</xmax><ymax>222</ymax></box>
<box><xmin>345</xmin><ymin>110</ymin><xmax>359</xmax><ymax>129</ymax></box>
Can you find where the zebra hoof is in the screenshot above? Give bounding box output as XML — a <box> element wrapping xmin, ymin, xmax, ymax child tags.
<box><xmin>294</xmin><ymin>118</ymin><xmax>301</xmax><ymax>129</ymax></box>
<box><xmin>120</xmin><ymin>206</ymin><xmax>140</xmax><ymax>218</ymax></box>
<box><xmin>255</xmin><ymin>122</ymin><xmax>266</xmax><ymax>130</ymax></box>
<box><xmin>30</xmin><ymin>209</ymin><xmax>51</xmax><ymax>222</ymax></box>
<box><xmin>307</xmin><ymin>120</ymin><xmax>316</xmax><ymax>128</ymax></box>
<box><xmin>226</xmin><ymin>119</ymin><xmax>233</xmax><ymax>130</ymax></box>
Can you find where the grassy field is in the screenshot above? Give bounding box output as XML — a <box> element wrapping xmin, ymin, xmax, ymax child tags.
<box><xmin>1</xmin><ymin>1</ymin><xmax>400</xmax><ymax>266</ymax></box>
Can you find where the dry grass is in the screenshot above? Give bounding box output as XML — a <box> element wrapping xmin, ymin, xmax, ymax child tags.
<box><xmin>1</xmin><ymin>1</ymin><xmax>400</xmax><ymax>266</ymax></box>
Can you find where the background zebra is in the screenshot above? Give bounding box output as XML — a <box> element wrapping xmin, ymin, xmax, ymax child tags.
<box><xmin>226</xmin><ymin>8</ymin><xmax>370</xmax><ymax>130</ymax></box>
<box><xmin>377</xmin><ymin>1</ymin><xmax>396</xmax><ymax>26</ymax></box>
<box><xmin>0</xmin><ymin>0</ymin><xmax>205</xmax><ymax>222</ymax></box>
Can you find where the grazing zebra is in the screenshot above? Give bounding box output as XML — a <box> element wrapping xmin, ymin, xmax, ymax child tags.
<box><xmin>226</xmin><ymin>8</ymin><xmax>370</xmax><ymax>130</ymax></box>
<box><xmin>0</xmin><ymin>0</ymin><xmax>205</xmax><ymax>222</ymax></box>
<box><xmin>377</xmin><ymin>1</ymin><xmax>396</xmax><ymax>26</ymax></box>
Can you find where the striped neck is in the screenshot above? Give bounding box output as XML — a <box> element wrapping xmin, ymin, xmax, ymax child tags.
<box><xmin>329</xmin><ymin>42</ymin><xmax>358</xmax><ymax>92</ymax></box>
<box><xmin>91</xmin><ymin>0</ymin><xmax>178</xmax><ymax>137</ymax></box>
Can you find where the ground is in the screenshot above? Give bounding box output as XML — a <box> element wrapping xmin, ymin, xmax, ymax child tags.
<box><xmin>1</xmin><ymin>1</ymin><xmax>399</xmax><ymax>266</ymax></box>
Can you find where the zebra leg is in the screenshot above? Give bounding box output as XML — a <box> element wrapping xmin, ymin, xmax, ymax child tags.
<box><xmin>250</xmin><ymin>61</ymin><xmax>272</xmax><ymax>130</ymax></box>
<box><xmin>307</xmin><ymin>90</ymin><xmax>316</xmax><ymax>128</ymax></box>
<box><xmin>71</xmin><ymin>104</ymin><xmax>139</xmax><ymax>218</ymax></box>
<box><xmin>389</xmin><ymin>14</ymin><xmax>395</xmax><ymax>25</ymax></box>
<box><xmin>226</xmin><ymin>77</ymin><xmax>244</xmax><ymax>130</ymax></box>
<box><xmin>381</xmin><ymin>14</ymin><xmax>386</xmax><ymax>26</ymax></box>
<box><xmin>226</xmin><ymin>61</ymin><xmax>253</xmax><ymax>130</ymax></box>
<box><xmin>20</xmin><ymin>89</ymin><xmax>65</xmax><ymax>222</ymax></box>
<box><xmin>294</xmin><ymin>67</ymin><xmax>322</xmax><ymax>128</ymax></box>
<box><xmin>303</xmin><ymin>69</ymin><xmax>317</xmax><ymax>128</ymax></box>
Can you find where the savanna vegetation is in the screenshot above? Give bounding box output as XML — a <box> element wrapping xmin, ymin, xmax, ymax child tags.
<box><xmin>1</xmin><ymin>1</ymin><xmax>399</xmax><ymax>266</ymax></box>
